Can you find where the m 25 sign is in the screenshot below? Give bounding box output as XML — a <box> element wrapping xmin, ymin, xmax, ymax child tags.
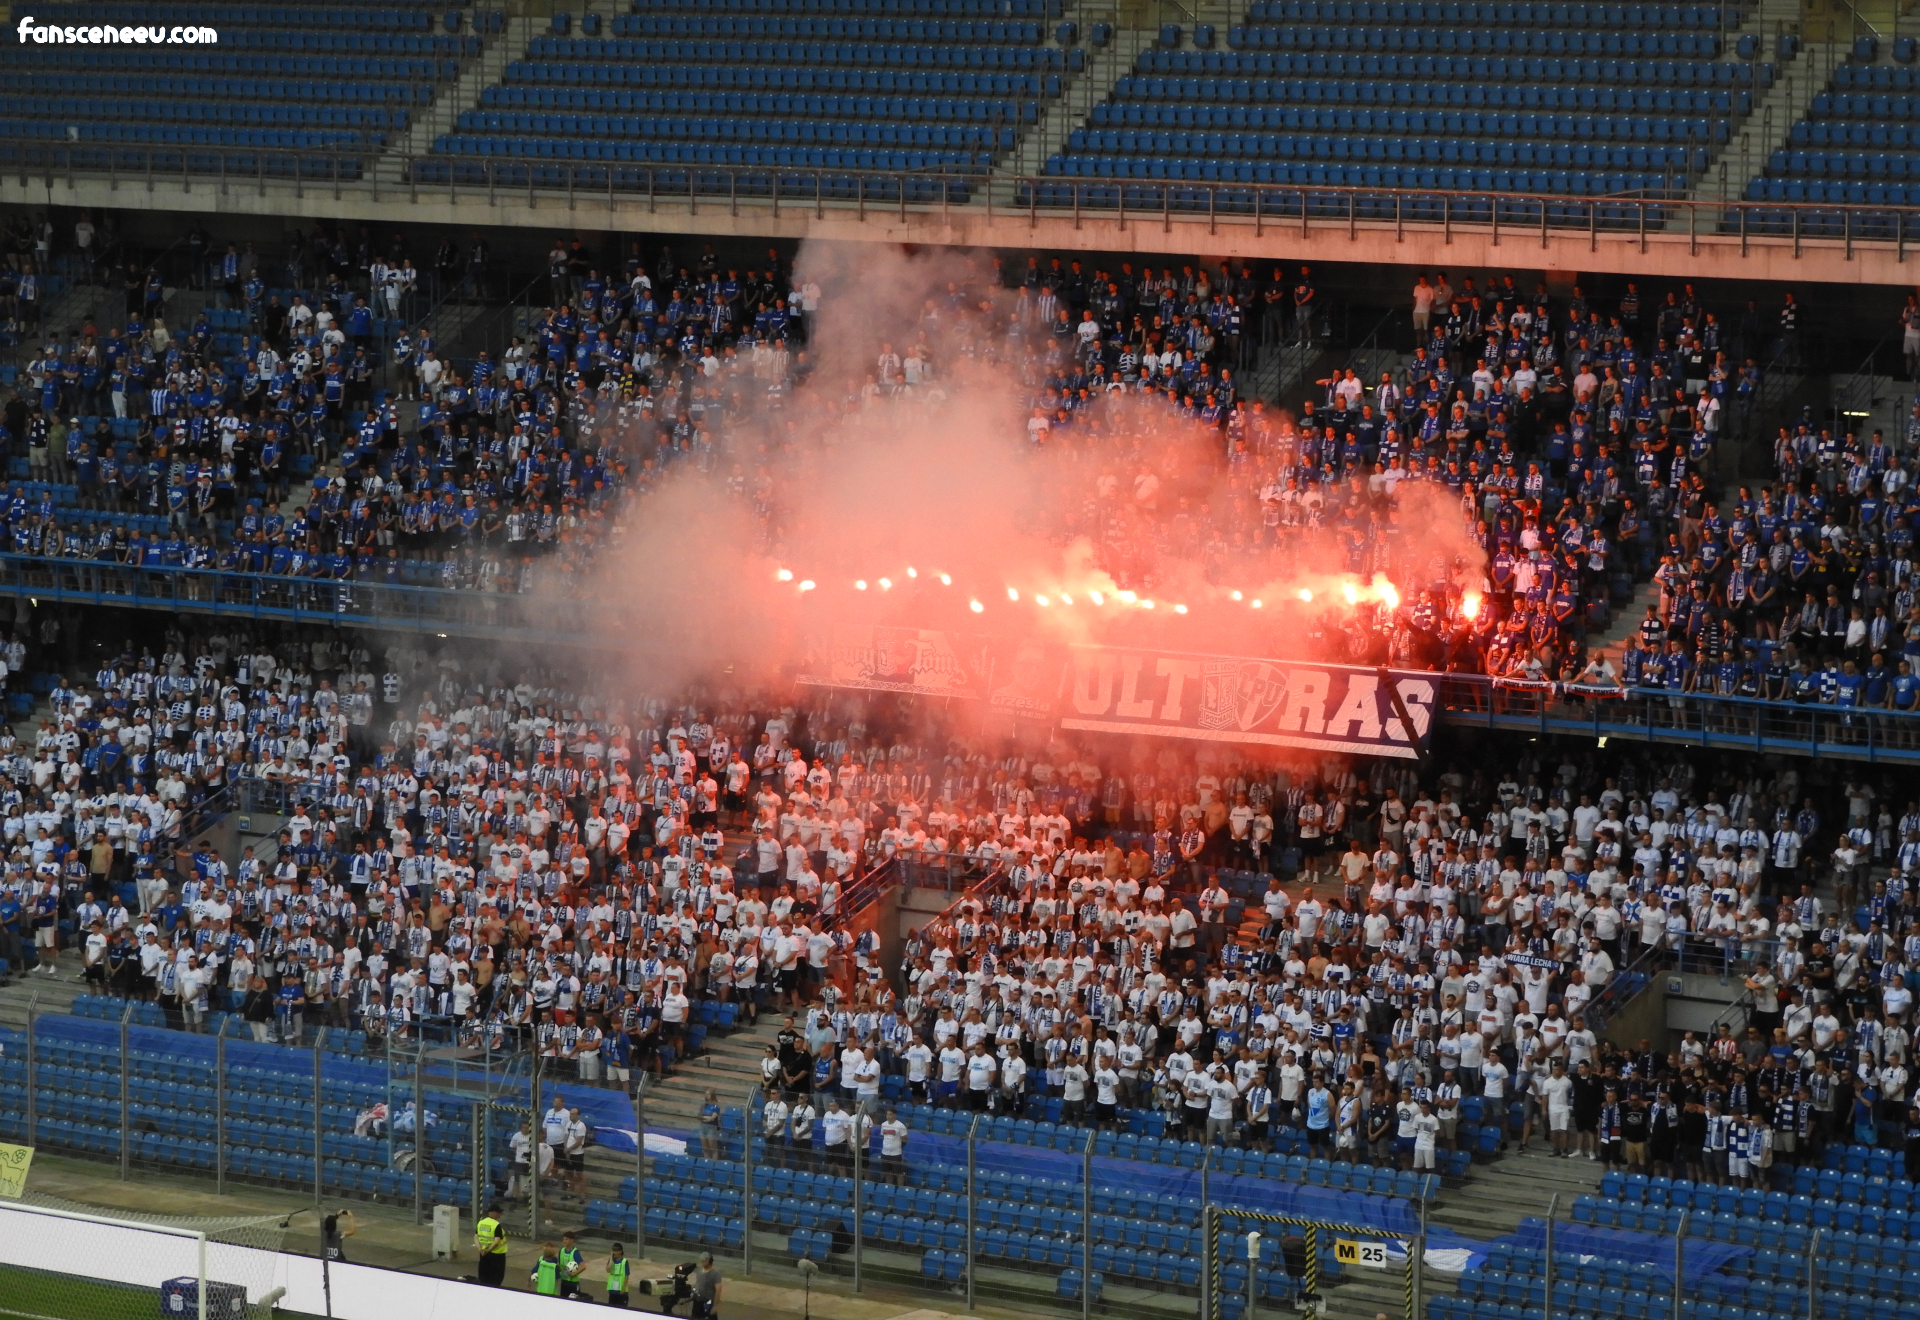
<box><xmin>1057</xmin><ymin>647</ymin><xmax>1436</xmax><ymax>759</ymax></box>
<box><xmin>1334</xmin><ymin>1239</ymin><xmax>1391</xmax><ymax>1269</ymax></box>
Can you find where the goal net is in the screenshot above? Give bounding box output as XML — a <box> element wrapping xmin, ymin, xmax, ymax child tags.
<box><xmin>0</xmin><ymin>1192</ymin><xmax>287</xmax><ymax>1320</ymax></box>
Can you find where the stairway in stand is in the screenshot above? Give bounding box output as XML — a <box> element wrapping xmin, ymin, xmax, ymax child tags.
<box><xmin>1428</xmin><ymin>1142</ymin><xmax>1609</xmax><ymax>1243</ymax></box>
<box><xmin>1586</xmin><ymin>579</ymin><xmax>1664</xmax><ymax>672</ymax></box>
<box><xmin>636</xmin><ymin>1014</ymin><xmax>785</xmax><ymax>1136</ymax></box>
<box><xmin>1408</xmin><ymin>1142</ymin><xmax>1610</xmax><ymax>1320</ymax></box>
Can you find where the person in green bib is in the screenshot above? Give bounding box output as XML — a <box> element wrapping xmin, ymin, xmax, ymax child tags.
<box><xmin>559</xmin><ymin>1232</ymin><xmax>588</xmax><ymax>1301</ymax></box>
<box><xmin>531</xmin><ymin>1242</ymin><xmax>563</xmax><ymax>1296</ymax></box>
<box><xmin>604</xmin><ymin>1243</ymin><xmax>631</xmax><ymax>1309</ymax></box>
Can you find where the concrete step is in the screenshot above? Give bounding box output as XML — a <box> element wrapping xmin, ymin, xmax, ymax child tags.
<box><xmin>997</xmin><ymin>24</ymin><xmax>1157</xmax><ymax>182</ymax></box>
<box><xmin>378</xmin><ymin>14</ymin><xmax>532</xmax><ymax>183</ymax></box>
<box><xmin>636</xmin><ymin>1019</ymin><xmax>785</xmax><ymax>1128</ymax></box>
<box><xmin>0</xmin><ymin>961</ymin><xmax>84</xmax><ymax>1030</ymax></box>
<box><xmin>1426</xmin><ymin>1145</ymin><xmax>1607</xmax><ymax>1244</ymax></box>
<box><xmin>1838</xmin><ymin>373</ymin><xmax>1914</xmax><ymax>445</ymax></box>
<box><xmin>1588</xmin><ymin>579</ymin><xmax>1664</xmax><ymax>668</ymax></box>
<box><xmin>1253</xmin><ymin>336</ymin><xmax>1326</xmax><ymax>408</ymax></box>
<box><xmin>12</xmin><ymin>278</ymin><xmax>187</xmax><ymax>372</ymax></box>
<box><xmin>1686</xmin><ymin>40</ymin><xmax>1842</xmax><ymax>207</ymax></box>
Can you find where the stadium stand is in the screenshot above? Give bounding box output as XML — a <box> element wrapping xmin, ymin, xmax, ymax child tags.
<box><xmin>416</xmin><ymin>0</ymin><xmax>1068</xmax><ymax>195</ymax></box>
<box><xmin>4</xmin><ymin>226</ymin><xmax>1920</xmax><ymax>722</ymax></box>
<box><xmin>0</xmin><ymin>1013</ymin><xmax>480</xmax><ymax>1202</ymax></box>
<box><xmin>0</xmin><ymin>1</ymin><xmax>500</xmax><ymax>178</ymax></box>
<box><xmin>0</xmin><ymin>579</ymin><xmax>1900</xmax><ymax>1316</ymax></box>
<box><xmin>0</xmin><ymin>0</ymin><xmax>1916</xmax><ymax>1305</ymax></box>
<box><xmin>1035</xmin><ymin>0</ymin><xmax>1768</xmax><ymax>207</ymax></box>
<box><xmin>1744</xmin><ymin>58</ymin><xmax>1920</xmax><ymax>222</ymax></box>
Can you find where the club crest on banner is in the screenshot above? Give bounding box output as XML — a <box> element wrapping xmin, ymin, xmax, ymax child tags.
<box><xmin>1201</xmin><ymin>659</ymin><xmax>1290</xmax><ymax>733</ymax></box>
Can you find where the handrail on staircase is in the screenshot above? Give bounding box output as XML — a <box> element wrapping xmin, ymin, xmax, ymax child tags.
<box><xmin>1739</xmin><ymin>325</ymin><xmax>1803</xmax><ymax>446</ymax></box>
<box><xmin>1343</xmin><ymin>304</ymin><xmax>1407</xmax><ymax>397</ymax></box>
<box><xmin>913</xmin><ymin>866</ymin><xmax>1012</xmax><ymax>937</ymax></box>
<box><xmin>1831</xmin><ymin>327</ymin><xmax>1898</xmax><ymax>437</ymax></box>
<box><xmin>1821</xmin><ymin>0</ymin><xmax>1883</xmax><ymax>43</ymax></box>
<box><xmin>11</xmin><ymin>230</ymin><xmax>193</xmax><ymax>369</ymax></box>
<box><xmin>1585</xmin><ymin>938</ymin><xmax>1665</xmax><ymax>1037</ymax></box>
<box><xmin>838</xmin><ymin>855</ymin><xmax>902</xmax><ymax>924</ymax></box>
<box><xmin>440</xmin><ymin>270</ymin><xmax>546</xmax><ymax>378</ymax></box>
<box><xmin>1264</xmin><ymin>335</ymin><xmax>1315</xmax><ymax>407</ymax></box>
<box><xmin>1707</xmin><ymin>987</ymin><xmax>1758</xmax><ymax>1037</ymax></box>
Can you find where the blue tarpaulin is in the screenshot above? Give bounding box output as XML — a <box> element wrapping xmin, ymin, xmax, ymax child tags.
<box><xmin>1508</xmin><ymin>1218</ymin><xmax>1750</xmax><ymax>1287</ymax></box>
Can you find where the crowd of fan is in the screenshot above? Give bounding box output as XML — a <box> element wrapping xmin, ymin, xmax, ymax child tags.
<box><xmin>0</xmin><ymin>616</ymin><xmax>1916</xmax><ymax>1164</ymax></box>
<box><xmin>3</xmin><ymin>220</ymin><xmax>828</xmax><ymax>595</ymax></box>
<box><xmin>733</xmin><ymin>250</ymin><xmax>1920</xmax><ymax>702</ymax></box>
<box><xmin>877</xmin><ymin>757</ymin><xmax>1920</xmax><ymax>1170</ymax></box>
<box><xmin>5</xmin><ymin>215</ymin><xmax>1919</xmax><ymax>701</ymax></box>
<box><xmin>1007</xmin><ymin>258</ymin><xmax>1920</xmax><ymax>703</ymax></box>
<box><xmin>990</xmin><ymin>263</ymin><xmax>1719</xmax><ymax>681</ymax></box>
<box><xmin>1606</xmin><ymin>367</ymin><xmax>1920</xmax><ymax>709</ymax></box>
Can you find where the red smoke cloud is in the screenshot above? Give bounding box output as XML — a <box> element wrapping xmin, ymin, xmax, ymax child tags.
<box><xmin>584</xmin><ymin>241</ymin><xmax>1488</xmax><ymax>693</ymax></box>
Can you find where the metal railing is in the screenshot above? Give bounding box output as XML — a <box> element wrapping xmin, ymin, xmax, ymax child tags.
<box><xmin>3</xmin><ymin>1008</ymin><xmax>486</xmax><ymax>1221</ymax></box>
<box><xmin>1434</xmin><ymin>674</ymin><xmax>1920</xmax><ymax>763</ymax></box>
<box><xmin>1736</xmin><ymin>327</ymin><xmax>1802</xmax><ymax>451</ymax></box>
<box><xmin>172</xmin><ymin>779</ymin><xmax>241</xmax><ymax>846</ymax></box>
<box><xmin>438</xmin><ymin>270</ymin><xmax>547</xmax><ymax>378</ymax></box>
<box><xmin>1068</xmin><ymin>2</ymin><xmax>1122</xmax><ymax>147</ymax></box>
<box><xmin>1829</xmin><ymin>327</ymin><xmax>1900</xmax><ymax>437</ymax></box>
<box><xmin>1706</xmin><ymin>987</ymin><xmax>1758</xmax><ymax>1039</ymax></box>
<box><xmin>1260</xmin><ymin>329</ymin><xmax>1319</xmax><ymax>406</ymax></box>
<box><xmin>1658</xmin><ymin>933</ymin><xmax>1802</xmax><ymax>987</ymax></box>
<box><xmin>0</xmin><ymin>552</ymin><xmax>590</xmax><ymax>641</ymax></box>
<box><xmin>13</xmin><ymin>143</ymin><xmax>1920</xmax><ymax>261</ymax></box>
<box><xmin>732</xmin><ymin>1080</ymin><xmax>1432</xmax><ymax>1319</ymax></box>
<box><xmin>898</xmin><ymin>850</ymin><xmax>1008</xmax><ymax>895</ymax></box>
<box><xmin>0</xmin><ymin>1000</ymin><xmax>676</xmax><ymax>1246</ymax></box>
<box><xmin>918</xmin><ymin>866</ymin><xmax>1015</xmax><ymax>931</ymax></box>
<box><xmin>1250</xmin><ymin>293</ymin><xmax>1323</xmax><ymax>406</ymax></box>
<box><xmin>2</xmin><ymin>553</ymin><xmax>1916</xmax><ymax>756</ymax></box>
<box><xmin>9</xmin><ymin>230</ymin><xmax>195</xmax><ymax>368</ymax></box>
<box><xmin>1582</xmin><ymin>938</ymin><xmax>1666</xmax><ymax>1036</ymax></box>
<box><xmin>1328</xmin><ymin>304</ymin><xmax>1408</xmax><ymax>407</ymax></box>
<box><xmin>1584</xmin><ymin>934</ymin><xmax>1783</xmax><ymax>1037</ymax></box>
<box><xmin>4</xmin><ymin>994</ymin><xmax>1445</xmax><ymax>1320</ymax></box>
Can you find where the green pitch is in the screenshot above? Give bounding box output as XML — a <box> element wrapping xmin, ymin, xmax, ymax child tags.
<box><xmin>0</xmin><ymin>1265</ymin><xmax>321</xmax><ymax>1320</ymax></box>
<box><xmin>0</xmin><ymin>1264</ymin><xmax>161</xmax><ymax>1320</ymax></box>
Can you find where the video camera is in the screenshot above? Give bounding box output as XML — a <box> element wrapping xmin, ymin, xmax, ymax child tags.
<box><xmin>638</xmin><ymin>1261</ymin><xmax>712</xmax><ymax>1317</ymax></box>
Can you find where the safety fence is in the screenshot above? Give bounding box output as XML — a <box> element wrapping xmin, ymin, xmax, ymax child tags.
<box><xmin>1</xmin><ymin>1001</ymin><xmax>1458</xmax><ymax>1320</ymax></box>
<box><xmin>0</xmin><ymin>1005</ymin><xmax>654</xmax><ymax>1251</ymax></box>
<box><xmin>0</xmin><ymin>552</ymin><xmax>585</xmax><ymax>640</ymax></box>
<box><xmin>0</xmin><ymin>548</ymin><xmax>1913</xmax><ymax>761</ymax></box>
<box><xmin>1433</xmin><ymin>675</ymin><xmax>1920</xmax><ymax>764</ymax></box>
<box><xmin>11</xmin><ymin>143</ymin><xmax>1920</xmax><ymax>262</ymax></box>
<box><xmin>634</xmin><ymin>1085</ymin><xmax>1439</xmax><ymax>1320</ymax></box>
<box><xmin>1425</xmin><ymin>1172</ymin><xmax>1920</xmax><ymax>1320</ymax></box>
<box><xmin>44</xmin><ymin>999</ymin><xmax>1892</xmax><ymax>1320</ymax></box>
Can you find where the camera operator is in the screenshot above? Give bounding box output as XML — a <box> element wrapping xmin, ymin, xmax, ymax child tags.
<box><xmin>663</xmin><ymin>1253</ymin><xmax>724</xmax><ymax>1318</ymax></box>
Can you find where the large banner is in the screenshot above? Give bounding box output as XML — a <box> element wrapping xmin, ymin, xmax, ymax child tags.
<box><xmin>795</xmin><ymin>626</ymin><xmax>995</xmax><ymax>699</ymax></box>
<box><xmin>796</xmin><ymin>631</ymin><xmax>1436</xmax><ymax>758</ymax></box>
<box><xmin>1057</xmin><ymin>647</ymin><xmax>1436</xmax><ymax>759</ymax></box>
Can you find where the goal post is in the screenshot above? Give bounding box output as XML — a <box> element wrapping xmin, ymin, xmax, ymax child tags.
<box><xmin>1204</xmin><ymin>1203</ymin><xmax>1421</xmax><ymax>1320</ymax></box>
<box><xmin>0</xmin><ymin>1198</ymin><xmax>281</xmax><ymax>1320</ymax></box>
